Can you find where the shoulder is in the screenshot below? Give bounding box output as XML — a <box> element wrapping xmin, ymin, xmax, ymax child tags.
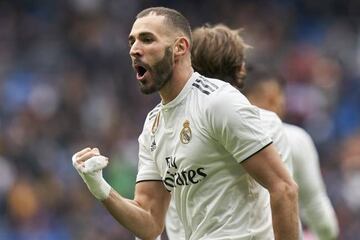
<box><xmin>139</xmin><ymin>102</ymin><xmax>162</xmax><ymax>141</ymax></box>
<box><xmin>283</xmin><ymin>123</ymin><xmax>314</xmax><ymax>146</ymax></box>
<box><xmin>191</xmin><ymin>75</ymin><xmax>223</xmax><ymax>96</ymax></box>
<box><xmin>259</xmin><ymin>109</ymin><xmax>282</xmax><ymax>125</ymax></box>
<box><xmin>146</xmin><ymin>103</ymin><xmax>162</xmax><ymax>122</ymax></box>
<box><xmin>256</xmin><ymin>109</ymin><xmax>284</xmax><ymax>135</ymax></box>
<box><xmin>283</xmin><ymin>123</ymin><xmax>310</xmax><ymax>139</ymax></box>
<box><xmin>192</xmin><ymin>75</ymin><xmax>250</xmax><ymax>113</ymax></box>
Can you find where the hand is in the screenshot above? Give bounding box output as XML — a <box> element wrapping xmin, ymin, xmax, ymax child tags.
<box><xmin>72</xmin><ymin>147</ymin><xmax>111</xmax><ymax>200</ymax></box>
<box><xmin>73</xmin><ymin>147</ymin><xmax>109</xmax><ymax>173</ymax></box>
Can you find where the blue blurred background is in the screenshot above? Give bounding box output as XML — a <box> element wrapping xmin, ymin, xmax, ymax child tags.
<box><xmin>0</xmin><ymin>0</ymin><xmax>359</xmax><ymax>239</ymax></box>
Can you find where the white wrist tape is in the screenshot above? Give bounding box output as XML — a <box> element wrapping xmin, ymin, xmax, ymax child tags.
<box><xmin>72</xmin><ymin>154</ymin><xmax>112</xmax><ymax>200</ymax></box>
<box><xmin>78</xmin><ymin>155</ymin><xmax>109</xmax><ymax>174</ymax></box>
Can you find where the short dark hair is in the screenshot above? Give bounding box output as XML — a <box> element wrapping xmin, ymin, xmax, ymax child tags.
<box><xmin>191</xmin><ymin>24</ymin><xmax>249</xmax><ymax>89</ymax></box>
<box><xmin>242</xmin><ymin>64</ymin><xmax>286</xmax><ymax>95</ymax></box>
<box><xmin>136</xmin><ymin>7</ymin><xmax>192</xmax><ymax>45</ymax></box>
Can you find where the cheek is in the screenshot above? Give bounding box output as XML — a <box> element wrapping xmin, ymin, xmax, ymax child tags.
<box><xmin>277</xmin><ymin>94</ymin><xmax>285</xmax><ymax>108</ymax></box>
<box><xmin>148</xmin><ymin>47</ymin><xmax>161</xmax><ymax>55</ymax></box>
<box><xmin>275</xmin><ymin>94</ymin><xmax>286</xmax><ymax>115</ymax></box>
<box><xmin>148</xmin><ymin>44</ymin><xmax>166</xmax><ymax>58</ymax></box>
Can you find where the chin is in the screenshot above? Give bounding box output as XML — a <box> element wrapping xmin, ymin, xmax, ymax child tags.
<box><xmin>139</xmin><ymin>83</ymin><xmax>157</xmax><ymax>95</ymax></box>
<box><xmin>141</xmin><ymin>89</ymin><xmax>156</xmax><ymax>95</ymax></box>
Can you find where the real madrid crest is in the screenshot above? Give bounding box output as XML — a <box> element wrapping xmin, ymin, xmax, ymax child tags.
<box><xmin>180</xmin><ymin>120</ymin><xmax>192</xmax><ymax>144</ymax></box>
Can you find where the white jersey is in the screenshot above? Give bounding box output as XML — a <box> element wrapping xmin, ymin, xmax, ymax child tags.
<box><xmin>165</xmin><ymin>108</ymin><xmax>293</xmax><ymax>240</ymax></box>
<box><xmin>136</xmin><ymin>72</ymin><xmax>274</xmax><ymax>240</ymax></box>
<box><xmin>258</xmin><ymin>109</ymin><xmax>293</xmax><ymax>173</ymax></box>
<box><xmin>283</xmin><ymin>123</ymin><xmax>339</xmax><ymax>240</ymax></box>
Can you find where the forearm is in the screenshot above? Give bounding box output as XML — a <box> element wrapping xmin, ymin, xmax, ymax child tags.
<box><xmin>72</xmin><ymin>149</ymin><xmax>167</xmax><ymax>239</ymax></box>
<box><xmin>103</xmin><ymin>189</ymin><xmax>163</xmax><ymax>240</ymax></box>
<box><xmin>270</xmin><ymin>182</ymin><xmax>299</xmax><ymax>240</ymax></box>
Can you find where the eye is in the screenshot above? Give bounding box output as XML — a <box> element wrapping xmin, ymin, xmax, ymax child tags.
<box><xmin>129</xmin><ymin>40</ymin><xmax>135</xmax><ymax>47</ymax></box>
<box><xmin>142</xmin><ymin>37</ymin><xmax>153</xmax><ymax>43</ymax></box>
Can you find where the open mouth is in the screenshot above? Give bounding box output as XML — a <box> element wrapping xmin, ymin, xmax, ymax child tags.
<box><xmin>133</xmin><ymin>59</ymin><xmax>149</xmax><ymax>81</ymax></box>
<box><xmin>136</xmin><ymin>66</ymin><xmax>147</xmax><ymax>78</ymax></box>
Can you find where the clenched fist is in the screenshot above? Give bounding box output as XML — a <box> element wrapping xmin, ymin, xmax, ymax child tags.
<box><xmin>72</xmin><ymin>147</ymin><xmax>111</xmax><ymax>200</ymax></box>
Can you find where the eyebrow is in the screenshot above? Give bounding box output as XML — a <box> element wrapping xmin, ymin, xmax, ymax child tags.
<box><xmin>128</xmin><ymin>32</ymin><xmax>155</xmax><ymax>42</ymax></box>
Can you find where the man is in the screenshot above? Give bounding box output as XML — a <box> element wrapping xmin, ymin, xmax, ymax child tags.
<box><xmin>166</xmin><ymin>24</ymin><xmax>294</xmax><ymax>240</ymax></box>
<box><xmin>243</xmin><ymin>69</ymin><xmax>340</xmax><ymax>240</ymax></box>
<box><xmin>72</xmin><ymin>7</ymin><xmax>299</xmax><ymax>240</ymax></box>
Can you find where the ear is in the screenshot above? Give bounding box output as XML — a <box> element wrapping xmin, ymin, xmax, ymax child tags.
<box><xmin>174</xmin><ymin>37</ymin><xmax>190</xmax><ymax>58</ymax></box>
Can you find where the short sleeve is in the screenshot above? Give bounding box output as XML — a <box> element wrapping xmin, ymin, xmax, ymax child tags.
<box><xmin>206</xmin><ymin>86</ymin><xmax>272</xmax><ymax>163</ymax></box>
<box><xmin>136</xmin><ymin>127</ymin><xmax>162</xmax><ymax>183</ymax></box>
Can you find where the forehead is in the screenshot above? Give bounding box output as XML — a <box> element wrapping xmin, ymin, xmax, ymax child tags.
<box><xmin>130</xmin><ymin>15</ymin><xmax>171</xmax><ymax>38</ymax></box>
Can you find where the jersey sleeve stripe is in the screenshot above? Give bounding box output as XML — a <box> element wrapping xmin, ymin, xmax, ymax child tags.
<box><xmin>148</xmin><ymin>104</ymin><xmax>161</xmax><ymax>115</ymax></box>
<box><xmin>148</xmin><ymin>104</ymin><xmax>162</xmax><ymax>120</ymax></box>
<box><xmin>241</xmin><ymin>141</ymin><xmax>273</xmax><ymax>162</ymax></box>
<box><xmin>149</xmin><ymin>109</ymin><xmax>161</xmax><ymax>120</ymax></box>
<box><xmin>136</xmin><ymin>179</ymin><xmax>164</xmax><ymax>184</ymax></box>
<box><xmin>192</xmin><ymin>83</ymin><xmax>211</xmax><ymax>95</ymax></box>
<box><xmin>200</xmin><ymin>76</ymin><xmax>219</xmax><ymax>89</ymax></box>
<box><xmin>195</xmin><ymin>78</ymin><xmax>216</xmax><ymax>92</ymax></box>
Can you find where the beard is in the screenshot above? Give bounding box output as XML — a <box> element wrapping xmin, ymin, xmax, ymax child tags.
<box><xmin>139</xmin><ymin>47</ymin><xmax>174</xmax><ymax>95</ymax></box>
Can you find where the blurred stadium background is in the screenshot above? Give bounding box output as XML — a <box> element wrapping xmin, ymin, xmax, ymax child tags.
<box><xmin>0</xmin><ymin>0</ymin><xmax>359</xmax><ymax>239</ymax></box>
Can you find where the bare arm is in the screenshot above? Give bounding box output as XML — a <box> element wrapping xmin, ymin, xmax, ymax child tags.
<box><xmin>103</xmin><ymin>181</ymin><xmax>171</xmax><ymax>240</ymax></box>
<box><xmin>73</xmin><ymin>147</ymin><xmax>170</xmax><ymax>240</ymax></box>
<box><xmin>242</xmin><ymin>144</ymin><xmax>299</xmax><ymax>240</ymax></box>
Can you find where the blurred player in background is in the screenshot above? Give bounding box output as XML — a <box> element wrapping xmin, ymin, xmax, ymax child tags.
<box><xmin>165</xmin><ymin>23</ymin><xmax>295</xmax><ymax>240</ymax></box>
<box><xmin>243</xmin><ymin>68</ymin><xmax>339</xmax><ymax>240</ymax></box>
<box><xmin>72</xmin><ymin>6</ymin><xmax>299</xmax><ymax>240</ymax></box>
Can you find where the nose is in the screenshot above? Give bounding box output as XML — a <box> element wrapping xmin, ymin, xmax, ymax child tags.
<box><xmin>129</xmin><ymin>41</ymin><xmax>143</xmax><ymax>58</ymax></box>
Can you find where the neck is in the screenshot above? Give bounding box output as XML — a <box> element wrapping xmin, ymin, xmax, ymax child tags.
<box><xmin>159</xmin><ymin>59</ymin><xmax>193</xmax><ymax>105</ymax></box>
